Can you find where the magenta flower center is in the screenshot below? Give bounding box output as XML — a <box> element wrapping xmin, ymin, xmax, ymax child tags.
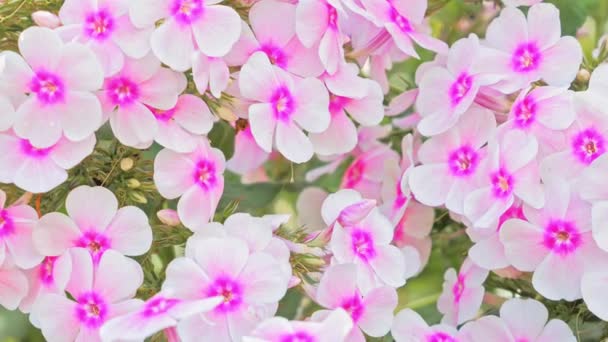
<box><xmin>343</xmin><ymin>159</ymin><xmax>365</xmax><ymax>188</ymax></box>
<box><xmin>171</xmin><ymin>0</ymin><xmax>204</xmax><ymax>24</ymax></box>
<box><xmin>340</xmin><ymin>294</ymin><xmax>365</xmax><ymax>322</ymax></box>
<box><xmin>280</xmin><ymin>332</ymin><xmax>315</xmax><ymax>342</ymax></box>
<box><xmin>393</xmin><ymin>177</ymin><xmax>408</xmax><ymax>209</ymax></box>
<box><xmin>106</xmin><ymin>77</ymin><xmax>140</xmax><ymax>106</ymax></box>
<box><xmin>452</xmin><ymin>274</ymin><xmax>465</xmax><ymax>303</ymax></box>
<box><xmin>75</xmin><ymin>292</ymin><xmax>108</xmax><ymax>328</ymax></box>
<box><xmin>389</xmin><ymin>7</ymin><xmax>412</xmax><ymax>33</ymax></box>
<box><xmin>39</xmin><ymin>256</ymin><xmax>57</xmax><ymax>286</ymax></box>
<box><xmin>150</xmin><ymin>106</ymin><xmax>177</xmax><ymax>122</ymax></box>
<box><xmin>75</xmin><ymin>230</ymin><xmax>111</xmax><ymax>262</ymax></box>
<box><xmin>543</xmin><ymin>219</ymin><xmax>582</xmax><ymax>255</ymax></box>
<box><xmin>329</xmin><ymin>94</ymin><xmax>349</xmax><ymax>114</ymax></box>
<box><xmin>449</xmin><ymin>72</ymin><xmax>473</xmax><ymax>106</ymax></box>
<box><xmin>206</xmin><ymin>276</ymin><xmax>243</xmax><ymax>313</ymax></box>
<box><xmin>259</xmin><ymin>44</ymin><xmax>288</xmax><ymax>68</ymax></box>
<box><xmin>427</xmin><ymin>332</ymin><xmax>457</xmax><ymax>342</ymax></box>
<box><xmin>497</xmin><ymin>205</ymin><xmax>525</xmax><ymax>232</ymax></box>
<box><xmin>30</xmin><ymin>71</ymin><xmax>65</xmax><ymax>104</ymax></box>
<box><xmin>271</xmin><ymin>86</ymin><xmax>295</xmax><ymax>121</ymax></box>
<box><xmin>84</xmin><ymin>9</ymin><xmax>115</xmax><ymax>41</ymax></box>
<box><xmin>571</xmin><ymin>127</ymin><xmax>605</xmax><ymax>165</ymax></box>
<box><xmin>20</xmin><ymin>139</ymin><xmax>53</xmax><ymax>158</ymax></box>
<box><xmin>193</xmin><ymin>159</ymin><xmax>217</xmax><ymax>190</ymax></box>
<box><xmin>142</xmin><ymin>297</ymin><xmax>179</xmax><ymax>317</ymax></box>
<box><xmin>0</xmin><ymin>210</ymin><xmax>14</xmax><ymax>239</ymax></box>
<box><xmin>393</xmin><ymin>212</ymin><xmax>409</xmax><ymax>247</ymax></box>
<box><xmin>513</xmin><ymin>95</ymin><xmax>537</xmax><ymax>128</ymax></box>
<box><xmin>350</xmin><ymin>228</ymin><xmax>376</xmax><ymax>261</ymax></box>
<box><xmin>327</xmin><ymin>4</ymin><xmax>338</xmax><ymax>30</ymax></box>
<box><xmin>448</xmin><ymin>145</ymin><xmax>479</xmax><ymax>177</ymax></box>
<box><xmin>512</xmin><ymin>42</ymin><xmax>541</xmax><ymax>73</ymax></box>
<box><xmin>491</xmin><ymin>168</ymin><xmax>514</xmax><ymax>198</ymax></box>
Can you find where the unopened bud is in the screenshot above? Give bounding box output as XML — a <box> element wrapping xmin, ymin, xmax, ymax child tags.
<box><xmin>576</xmin><ymin>69</ymin><xmax>591</xmax><ymax>84</ymax></box>
<box><xmin>157</xmin><ymin>209</ymin><xmax>180</xmax><ymax>226</ymax></box>
<box><xmin>126</xmin><ymin>178</ymin><xmax>141</xmax><ymax>188</ymax></box>
<box><xmin>120</xmin><ymin>158</ymin><xmax>134</xmax><ymax>171</ymax></box>
<box><xmin>337</xmin><ymin>199</ymin><xmax>376</xmax><ymax>227</ymax></box>
<box><xmin>216</xmin><ymin>107</ymin><xmax>237</xmax><ymax>121</ymax></box>
<box><xmin>130</xmin><ymin>192</ymin><xmax>147</xmax><ymax>204</ymax></box>
<box><xmin>31</xmin><ymin>11</ymin><xmax>61</xmax><ymax>29</ymax></box>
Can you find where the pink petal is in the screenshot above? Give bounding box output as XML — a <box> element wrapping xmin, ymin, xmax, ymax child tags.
<box><xmin>66</xmin><ymin>247</ymin><xmax>94</xmax><ymax>295</ymax></box>
<box><xmin>110</xmin><ymin>103</ymin><xmax>158</xmax><ymax>147</ymax></box>
<box><xmin>14</xmin><ymin>157</ymin><xmax>67</xmax><ymax>194</ymax></box>
<box><xmin>192</xmin><ymin>237</ymin><xmax>249</xmax><ymax>279</ymax></box>
<box><xmin>14</xmin><ymin>98</ymin><xmax>63</xmax><ymax>148</ymax></box>
<box><xmin>0</xmin><ymin>96</ymin><xmax>17</xmax><ymax>131</ymax></box>
<box><xmin>112</xmin><ymin>16</ymin><xmax>153</xmax><ymax>59</ymax></box>
<box><xmin>317</xmin><ymin>264</ymin><xmax>357</xmax><ymax>308</ymax></box>
<box><xmin>500</xmin><ymin>219</ymin><xmax>546</xmax><ymax>271</ymax></box>
<box><xmin>239</xmin><ymin>252</ymin><xmax>287</xmax><ymax>304</ymax></box>
<box><xmin>345</xmin><ymin>81</ymin><xmax>384</xmax><ymax>126</ymax></box>
<box><xmin>536</xmin><ymin>319</ymin><xmax>576</xmax><ymax>342</ymax></box>
<box><xmin>310</xmin><ymin>111</ymin><xmax>358</xmax><ymax>156</ymax></box>
<box><xmin>4</xmin><ymin>214</ymin><xmax>42</xmax><ymax>268</ymax></box>
<box><xmin>56</xmin><ymin>42</ymin><xmax>104</xmax><ymax>91</ymax></box>
<box><xmin>121</xmin><ymin>52</ymin><xmax>161</xmax><ymax>83</ymax></box>
<box><xmin>153</xmin><ymin>148</ymin><xmax>197</xmax><ymax>199</ymax></box>
<box><xmin>408</xmin><ymin>164</ymin><xmax>453</xmax><ymax>207</ymax></box>
<box><xmin>224</xmin><ymin>214</ymin><xmax>273</xmax><ymax>251</ymax></box>
<box><xmin>191</xmin><ymin>5</ymin><xmax>241</xmax><ymax>57</ymax></box>
<box><xmin>0</xmin><ymin>52</ymin><xmax>34</xmax><ymax>93</ymax></box>
<box><xmin>60</xmin><ymin>91</ymin><xmax>103</xmax><ymax>142</ymax></box>
<box><xmin>57</xmin><ymin>0</ymin><xmax>95</xmax><ymax>24</ymax></box>
<box><xmin>527</xmin><ymin>3</ymin><xmax>561</xmax><ymax>50</ymax></box>
<box><xmin>0</xmin><ymin>266</ymin><xmax>28</xmax><ymax>310</ymax></box>
<box><xmin>34</xmin><ymin>213</ymin><xmax>81</xmax><ymax>256</ymax></box>
<box><xmin>295</xmin><ymin>0</ymin><xmax>328</xmax><ymax>47</ymax></box>
<box><xmin>155</xmin><ymin>120</ymin><xmax>200</xmax><ymax>153</ymax></box>
<box><xmin>499</xmin><ymin>298</ymin><xmax>548</xmax><ymax>340</ymax></box>
<box><xmin>468</xmin><ymin>233</ymin><xmax>509</xmax><ymax>270</ymax></box>
<box><xmin>319</xmin><ymin>30</ymin><xmax>343</xmax><ymax>75</ymax></box>
<box><xmin>87</xmin><ymin>40</ymin><xmax>124</xmax><ymax>78</ymax></box>
<box><xmin>95</xmin><ymin>250</ymin><xmax>143</xmax><ymax>302</ymax></box>
<box><xmin>292</xmin><ymin>77</ymin><xmax>330</xmax><ymax>133</ymax></box>
<box><xmin>391</xmin><ymin>309</ymin><xmax>432</xmax><ymax>341</ymax></box>
<box><xmin>409</xmin><ymin>31</ymin><xmax>448</xmax><ymax>55</ymax></box>
<box><xmin>323</xmin><ymin>63</ymin><xmax>368</xmax><ymax>99</ymax></box>
<box><xmin>369</xmin><ymin>245</ymin><xmax>406</xmax><ymax>288</ymax></box>
<box><xmin>534</xmin><ymin>87</ymin><xmax>575</xmax><ymax>130</ymax></box>
<box><xmin>66</xmin><ymin>186</ymin><xmax>118</xmax><ymax>232</ymax></box>
<box><xmin>539</xmin><ymin>36</ymin><xmax>582</xmax><ymax>87</ymax></box>
<box><xmin>275</xmin><ymin>121</ymin><xmax>314</xmax><ymax>163</ymax></box>
<box><xmin>50</xmin><ymin>135</ymin><xmax>96</xmax><ymax>169</ymax></box>
<box><xmin>465</xmin><ymin>187</ymin><xmax>513</xmax><ymax>228</ymax></box>
<box><xmin>177</xmin><ymin>185</ymin><xmax>223</xmax><ymax>229</ymax></box>
<box><xmin>129</xmin><ymin>0</ymin><xmax>170</xmax><ymax>28</ymax></box>
<box><xmin>581</xmin><ymin>271</ymin><xmax>608</xmax><ymax>321</ymax></box>
<box><xmin>533</xmin><ymin>250</ymin><xmax>585</xmax><ymax>300</ymax></box>
<box><xmin>248</xmin><ymin>102</ymin><xmax>277</xmax><ymax>153</ymax></box>
<box><xmin>150</xmin><ymin>20</ymin><xmax>195</xmax><ymax>72</ymax></box>
<box><xmin>321</xmin><ymin>189</ymin><xmax>362</xmax><ymax>225</ymax></box>
<box><xmin>18</xmin><ymin>27</ymin><xmax>62</xmax><ymax>70</ymax></box>
<box><xmin>33</xmin><ymin>294</ymin><xmax>80</xmax><ymax>342</ymax></box>
<box><xmin>485</xmin><ymin>6</ymin><xmax>528</xmax><ymax>52</ymax></box>
<box><xmin>239</xmin><ymin>52</ymin><xmax>280</xmax><ymax>102</ymax></box>
<box><xmin>251</xmin><ymin>0</ymin><xmax>296</xmax><ymax>47</ymax></box>
<box><xmin>358</xmin><ymin>286</ymin><xmax>397</xmax><ymax>337</ymax></box>
<box><xmin>105</xmin><ymin>206</ymin><xmax>152</xmax><ymax>256</ymax></box>
<box><xmin>162</xmin><ymin>257</ymin><xmax>210</xmax><ymax>299</ymax></box>
<box><xmin>139</xmin><ymin>68</ymin><xmax>185</xmax><ymax>110</ymax></box>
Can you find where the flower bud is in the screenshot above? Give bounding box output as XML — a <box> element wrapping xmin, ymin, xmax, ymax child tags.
<box><xmin>157</xmin><ymin>209</ymin><xmax>181</xmax><ymax>226</ymax></box>
<box><xmin>130</xmin><ymin>192</ymin><xmax>147</xmax><ymax>204</ymax></box>
<box><xmin>126</xmin><ymin>178</ymin><xmax>141</xmax><ymax>188</ymax></box>
<box><xmin>337</xmin><ymin>199</ymin><xmax>376</xmax><ymax>227</ymax></box>
<box><xmin>31</xmin><ymin>11</ymin><xmax>61</xmax><ymax>29</ymax></box>
<box><xmin>120</xmin><ymin>158</ymin><xmax>134</xmax><ymax>171</ymax></box>
<box><xmin>576</xmin><ymin>69</ymin><xmax>591</xmax><ymax>84</ymax></box>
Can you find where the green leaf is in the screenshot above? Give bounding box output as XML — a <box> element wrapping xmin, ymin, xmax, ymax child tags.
<box><xmin>208</xmin><ymin>120</ymin><xmax>236</xmax><ymax>160</ymax></box>
<box><xmin>218</xmin><ymin>172</ymin><xmax>282</xmax><ymax>212</ymax></box>
<box><xmin>547</xmin><ymin>0</ymin><xmax>590</xmax><ymax>36</ymax></box>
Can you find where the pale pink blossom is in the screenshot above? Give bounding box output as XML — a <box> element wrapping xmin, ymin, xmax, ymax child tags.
<box><xmin>100</xmin><ymin>292</ymin><xmax>222</xmax><ymax>341</ymax></box>
<box><xmin>153</xmin><ymin>138</ymin><xmax>225</xmax><ymax>230</ymax></box>
<box><xmin>33</xmin><ymin>186</ymin><xmax>152</xmax><ymax>261</ymax></box>
<box><xmin>392</xmin><ymin>201</ymin><xmax>434</xmax><ymax>270</ymax></box>
<box><xmin>462</xmin><ymin>298</ymin><xmax>575</xmax><ymax>342</ymax></box>
<box><xmin>100</xmin><ymin>53</ymin><xmax>187</xmax><ymax>148</ymax></box>
<box><xmin>238</xmin><ymin>52</ymin><xmax>330</xmax><ymax>163</ymax></box>
<box><xmin>311</xmin><ymin>63</ymin><xmax>384</xmax><ymax>156</ymax></box>
<box><xmin>313</xmin><ymin>263</ymin><xmax>398</xmax><ymax>341</ymax></box>
<box><xmin>480</xmin><ymin>4</ymin><xmax>582</xmax><ymax>93</ymax></box>
<box><xmin>437</xmin><ymin>258</ymin><xmax>488</xmax><ymax>326</ymax></box>
<box><xmin>582</xmin><ymin>271</ymin><xmax>608</xmax><ymax>321</ymax></box>
<box><xmin>295</xmin><ymin>0</ymin><xmax>349</xmax><ymax>74</ymax></box>
<box><xmin>360</xmin><ymin>0</ymin><xmax>448</xmax><ymax>57</ymax></box>
<box><xmin>226</xmin><ymin>122</ymin><xmax>270</xmax><ymax>176</ymax></box>
<box><xmin>0</xmin><ymin>257</ymin><xmax>28</xmax><ymax>310</ymax></box>
<box><xmin>32</xmin><ymin>248</ymin><xmax>143</xmax><ymax>341</ymax></box>
<box><xmin>157</xmin><ymin>209</ymin><xmax>181</xmax><ymax>227</ymax></box>
<box><xmin>58</xmin><ymin>0</ymin><xmax>152</xmax><ymax>76</ymax></box>
<box><xmin>464</xmin><ymin>129</ymin><xmax>544</xmax><ymax>228</ymax></box>
<box><xmin>0</xmin><ymin>131</ymin><xmax>95</xmax><ymax>193</ymax></box>
<box><xmin>162</xmin><ymin>236</ymin><xmax>288</xmax><ymax>341</ymax></box>
<box><xmin>322</xmin><ymin>190</ymin><xmax>412</xmax><ymax>291</ymax></box>
<box><xmin>130</xmin><ymin>0</ymin><xmax>241</xmax><ymax>71</ymax></box>
<box><xmin>341</xmin><ymin>146</ymin><xmax>399</xmax><ymax>200</ymax></box>
<box><xmin>244</xmin><ymin>309</ymin><xmax>353</xmax><ymax>342</ymax></box>
<box><xmin>225</xmin><ymin>1</ymin><xmax>324</xmax><ymax>77</ymax></box>
<box><xmin>20</xmin><ymin>254</ymin><xmax>72</xmax><ymax>316</ymax></box>
<box><xmin>409</xmin><ymin>106</ymin><xmax>496</xmax><ymax>215</ymax></box>
<box><xmin>0</xmin><ymin>28</ymin><xmax>103</xmax><ymax>148</ymax></box>
<box><xmin>380</xmin><ymin>134</ymin><xmax>416</xmax><ymax>223</ymax></box>
<box><xmin>0</xmin><ymin>189</ymin><xmax>40</xmax><ymax>269</ymax></box>
<box><xmin>416</xmin><ymin>35</ymin><xmax>498</xmax><ymax>136</ymax></box>
<box><xmin>391</xmin><ymin>308</ymin><xmax>460</xmax><ymax>342</ymax></box>
<box><xmin>148</xmin><ymin>94</ymin><xmax>215</xmax><ymax>153</ymax></box>
<box><xmin>500</xmin><ymin>177</ymin><xmax>608</xmax><ymax>300</ymax></box>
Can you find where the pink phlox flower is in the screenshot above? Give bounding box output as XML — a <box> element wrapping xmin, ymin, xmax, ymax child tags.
<box><xmin>392</xmin><ymin>200</ymin><xmax>434</xmax><ymax>272</ymax></box>
<box><xmin>0</xmin><ymin>189</ymin><xmax>42</xmax><ymax>269</ymax></box>
<box><xmin>341</xmin><ymin>145</ymin><xmax>400</xmax><ymax>200</ymax></box>
<box><xmin>391</xmin><ymin>308</ymin><xmax>461</xmax><ymax>342</ymax></box>
<box><xmin>20</xmin><ymin>253</ymin><xmax>71</xmax><ymax>318</ymax></box>
<box><xmin>227</xmin><ymin>121</ymin><xmax>270</xmax><ymax>176</ymax></box>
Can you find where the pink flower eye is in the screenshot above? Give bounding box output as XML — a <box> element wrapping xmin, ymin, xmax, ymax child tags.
<box><xmin>171</xmin><ymin>0</ymin><xmax>204</xmax><ymax>24</ymax></box>
<box><xmin>448</xmin><ymin>145</ymin><xmax>479</xmax><ymax>177</ymax></box>
<box><xmin>451</xmin><ymin>274</ymin><xmax>465</xmax><ymax>303</ymax></box>
<box><xmin>142</xmin><ymin>297</ymin><xmax>179</xmax><ymax>317</ymax></box>
<box><xmin>427</xmin><ymin>332</ymin><xmax>457</xmax><ymax>342</ymax></box>
<box><xmin>543</xmin><ymin>220</ymin><xmax>582</xmax><ymax>255</ymax></box>
<box><xmin>206</xmin><ymin>277</ymin><xmax>243</xmax><ymax>313</ymax></box>
<box><xmin>106</xmin><ymin>77</ymin><xmax>140</xmax><ymax>106</ymax></box>
<box><xmin>350</xmin><ymin>228</ymin><xmax>376</xmax><ymax>261</ymax></box>
<box><xmin>513</xmin><ymin>95</ymin><xmax>537</xmax><ymax>128</ymax></box>
<box><xmin>340</xmin><ymin>294</ymin><xmax>365</xmax><ymax>322</ymax></box>
<box><xmin>271</xmin><ymin>87</ymin><xmax>295</xmax><ymax>121</ymax></box>
<box><xmin>572</xmin><ymin>128</ymin><xmax>605</xmax><ymax>164</ymax></box>
<box><xmin>491</xmin><ymin>169</ymin><xmax>514</xmax><ymax>198</ymax></box>
<box><xmin>512</xmin><ymin>42</ymin><xmax>542</xmax><ymax>73</ymax></box>
<box><xmin>19</xmin><ymin>139</ymin><xmax>53</xmax><ymax>158</ymax></box>
<box><xmin>0</xmin><ymin>211</ymin><xmax>14</xmax><ymax>238</ymax></box>
<box><xmin>30</xmin><ymin>71</ymin><xmax>65</xmax><ymax>104</ymax></box>
<box><xmin>449</xmin><ymin>72</ymin><xmax>473</xmax><ymax>106</ymax></box>
<box><xmin>76</xmin><ymin>231</ymin><xmax>111</xmax><ymax>262</ymax></box>
<box><xmin>75</xmin><ymin>292</ymin><xmax>108</xmax><ymax>328</ymax></box>
<box><xmin>193</xmin><ymin>160</ymin><xmax>217</xmax><ymax>190</ymax></box>
<box><xmin>280</xmin><ymin>331</ymin><xmax>316</xmax><ymax>342</ymax></box>
<box><xmin>84</xmin><ymin>9</ymin><xmax>115</xmax><ymax>41</ymax></box>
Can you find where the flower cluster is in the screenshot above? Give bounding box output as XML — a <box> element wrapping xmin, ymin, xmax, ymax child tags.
<box><xmin>0</xmin><ymin>0</ymin><xmax>607</xmax><ymax>341</ymax></box>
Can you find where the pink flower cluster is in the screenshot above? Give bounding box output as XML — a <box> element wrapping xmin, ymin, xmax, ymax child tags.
<box><xmin>0</xmin><ymin>0</ymin><xmax>606</xmax><ymax>340</ymax></box>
